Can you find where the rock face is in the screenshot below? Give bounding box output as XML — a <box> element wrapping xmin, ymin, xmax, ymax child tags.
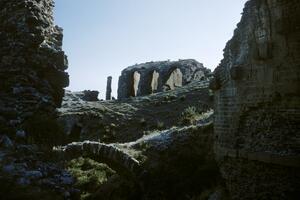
<box><xmin>118</xmin><ymin>59</ymin><xmax>211</xmax><ymax>99</ymax></box>
<box><xmin>0</xmin><ymin>0</ymin><xmax>69</xmax><ymax>135</ymax></box>
<box><xmin>211</xmin><ymin>0</ymin><xmax>300</xmax><ymax>199</ymax></box>
<box><xmin>105</xmin><ymin>76</ymin><xmax>112</xmax><ymax>100</ymax></box>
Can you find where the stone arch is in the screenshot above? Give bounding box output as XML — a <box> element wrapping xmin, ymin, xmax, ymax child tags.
<box><xmin>58</xmin><ymin>141</ymin><xmax>142</xmax><ymax>179</ymax></box>
<box><xmin>57</xmin><ymin>141</ymin><xmax>144</xmax><ymax>198</ymax></box>
<box><xmin>164</xmin><ymin>68</ymin><xmax>183</xmax><ymax>91</ymax></box>
<box><xmin>130</xmin><ymin>71</ymin><xmax>141</xmax><ymax>97</ymax></box>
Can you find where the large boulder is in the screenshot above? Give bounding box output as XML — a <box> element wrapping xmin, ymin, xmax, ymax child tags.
<box><xmin>211</xmin><ymin>0</ymin><xmax>300</xmax><ymax>199</ymax></box>
<box><xmin>117</xmin><ymin>59</ymin><xmax>211</xmax><ymax>99</ymax></box>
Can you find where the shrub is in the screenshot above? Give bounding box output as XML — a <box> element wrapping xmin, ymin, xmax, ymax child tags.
<box><xmin>67</xmin><ymin>157</ymin><xmax>116</xmax><ymax>199</ymax></box>
<box><xmin>179</xmin><ymin>106</ymin><xmax>199</xmax><ymax>125</ymax></box>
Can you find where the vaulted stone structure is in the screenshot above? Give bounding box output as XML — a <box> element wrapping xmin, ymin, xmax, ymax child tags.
<box><xmin>117</xmin><ymin>59</ymin><xmax>211</xmax><ymax>99</ymax></box>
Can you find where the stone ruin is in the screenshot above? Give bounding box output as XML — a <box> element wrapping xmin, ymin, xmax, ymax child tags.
<box><xmin>117</xmin><ymin>59</ymin><xmax>211</xmax><ymax>99</ymax></box>
<box><xmin>0</xmin><ymin>0</ymin><xmax>69</xmax><ymax>134</ymax></box>
<box><xmin>1</xmin><ymin>0</ymin><xmax>299</xmax><ymax>199</ymax></box>
<box><xmin>105</xmin><ymin>76</ymin><xmax>112</xmax><ymax>100</ymax></box>
<box><xmin>210</xmin><ymin>0</ymin><xmax>300</xmax><ymax>199</ymax></box>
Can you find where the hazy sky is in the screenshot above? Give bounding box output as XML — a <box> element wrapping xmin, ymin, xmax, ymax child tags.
<box><xmin>54</xmin><ymin>0</ymin><xmax>247</xmax><ymax>99</ymax></box>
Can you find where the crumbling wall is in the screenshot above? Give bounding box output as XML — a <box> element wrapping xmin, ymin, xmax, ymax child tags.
<box><xmin>118</xmin><ymin>59</ymin><xmax>211</xmax><ymax>99</ymax></box>
<box><xmin>211</xmin><ymin>0</ymin><xmax>300</xmax><ymax>199</ymax></box>
<box><xmin>0</xmin><ymin>0</ymin><xmax>69</xmax><ymax>135</ymax></box>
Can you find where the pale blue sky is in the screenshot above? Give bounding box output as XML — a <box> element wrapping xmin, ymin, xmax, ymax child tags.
<box><xmin>54</xmin><ymin>0</ymin><xmax>247</xmax><ymax>99</ymax></box>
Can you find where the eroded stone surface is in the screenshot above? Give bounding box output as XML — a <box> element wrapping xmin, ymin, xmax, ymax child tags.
<box><xmin>0</xmin><ymin>0</ymin><xmax>69</xmax><ymax>135</ymax></box>
<box><xmin>150</xmin><ymin>70</ymin><xmax>159</xmax><ymax>93</ymax></box>
<box><xmin>212</xmin><ymin>0</ymin><xmax>300</xmax><ymax>199</ymax></box>
<box><xmin>165</xmin><ymin>68</ymin><xmax>183</xmax><ymax>91</ymax></box>
<box><xmin>132</xmin><ymin>71</ymin><xmax>141</xmax><ymax>97</ymax></box>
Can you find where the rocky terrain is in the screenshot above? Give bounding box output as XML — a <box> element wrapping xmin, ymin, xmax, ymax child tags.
<box><xmin>57</xmin><ymin>118</ymin><xmax>220</xmax><ymax>200</ymax></box>
<box><xmin>0</xmin><ymin>0</ymin><xmax>299</xmax><ymax>199</ymax></box>
<box><xmin>58</xmin><ymin>80</ymin><xmax>212</xmax><ymax>143</ymax></box>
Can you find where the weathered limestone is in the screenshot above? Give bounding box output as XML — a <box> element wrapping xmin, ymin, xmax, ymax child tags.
<box><xmin>106</xmin><ymin>76</ymin><xmax>112</xmax><ymax>100</ymax></box>
<box><xmin>150</xmin><ymin>70</ymin><xmax>159</xmax><ymax>93</ymax></box>
<box><xmin>0</xmin><ymin>0</ymin><xmax>69</xmax><ymax>135</ymax></box>
<box><xmin>211</xmin><ymin>0</ymin><xmax>300</xmax><ymax>199</ymax></box>
<box><xmin>118</xmin><ymin>59</ymin><xmax>211</xmax><ymax>99</ymax></box>
<box><xmin>132</xmin><ymin>71</ymin><xmax>141</xmax><ymax>97</ymax></box>
<box><xmin>164</xmin><ymin>68</ymin><xmax>183</xmax><ymax>91</ymax></box>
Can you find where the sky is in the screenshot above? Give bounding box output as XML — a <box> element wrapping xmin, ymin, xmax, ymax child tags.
<box><xmin>54</xmin><ymin>0</ymin><xmax>247</xmax><ymax>99</ymax></box>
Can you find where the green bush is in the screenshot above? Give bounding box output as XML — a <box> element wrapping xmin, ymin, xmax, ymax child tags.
<box><xmin>67</xmin><ymin>157</ymin><xmax>115</xmax><ymax>199</ymax></box>
<box><xmin>179</xmin><ymin>106</ymin><xmax>199</xmax><ymax>125</ymax></box>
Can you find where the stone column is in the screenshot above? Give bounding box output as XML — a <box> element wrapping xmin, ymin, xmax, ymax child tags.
<box><xmin>106</xmin><ymin>76</ymin><xmax>112</xmax><ymax>100</ymax></box>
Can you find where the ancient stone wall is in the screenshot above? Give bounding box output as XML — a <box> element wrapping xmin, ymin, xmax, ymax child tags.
<box><xmin>118</xmin><ymin>59</ymin><xmax>211</xmax><ymax>99</ymax></box>
<box><xmin>0</xmin><ymin>0</ymin><xmax>69</xmax><ymax>135</ymax></box>
<box><xmin>211</xmin><ymin>0</ymin><xmax>300</xmax><ymax>199</ymax></box>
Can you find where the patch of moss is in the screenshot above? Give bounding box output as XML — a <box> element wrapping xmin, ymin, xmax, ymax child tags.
<box><xmin>179</xmin><ymin>106</ymin><xmax>200</xmax><ymax>125</ymax></box>
<box><xmin>67</xmin><ymin>157</ymin><xmax>116</xmax><ymax>199</ymax></box>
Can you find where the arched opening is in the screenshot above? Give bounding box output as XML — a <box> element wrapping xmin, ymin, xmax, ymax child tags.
<box><xmin>130</xmin><ymin>71</ymin><xmax>141</xmax><ymax>97</ymax></box>
<box><xmin>150</xmin><ymin>70</ymin><xmax>159</xmax><ymax>93</ymax></box>
<box><xmin>164</xmin><ymin>68</ymin><xmax>183</xmax><ymax>91</ymax></box>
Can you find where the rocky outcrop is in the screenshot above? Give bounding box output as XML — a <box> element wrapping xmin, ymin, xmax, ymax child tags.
<box><xmin>67</xmin><ymin>90</ymin><xmax>99</xmax><ymax>102</ymax></box>
<box><xmin>118</xmin><ymin>59</ymin><xmax>211</xmax><ymax>99</ymax></box>
<box><xmin>58</xmin><ymin>80</ymin><xmax>213</xmax><ymax>143</ymax></box>
<box><xmin>0</xmin><ymin>0</ymin><xmax>69</xmax><ymax>136</ymax></box>
<box><xmin>106</xmin><ymin>76</ymin><xmax>112</xmax><ymax>100</ymax></box>
<box><xmin>211</xmin><ymin>0</ymin><xmax>300</xmax><ymax>199</ymax></box>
